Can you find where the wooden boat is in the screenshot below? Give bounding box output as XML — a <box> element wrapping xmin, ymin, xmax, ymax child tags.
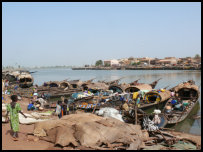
<box><xmin>125</xmin><ymin>83</ymin><xmax>153</xmax><ymax>93</ymax></box>
<box><xmin>149</xmin><ymin>78</ymin><xmax>162</xmax><ymax>89</ymax></box>
<box><xmin>106</xmin><ymin>79</ymin><xmax>163</xmax><ymax>110</ymax></box>
<box><xmin>16</xmin><ymin>72</ymin><xmax>34</xmax><ymax>88</ymax></box>
<box><xmin>83</xmin><ymin>82</ymin><xmax>109</xmax><ymax>91</ymax></box>
<box><xmin>163</xmin><ymin>80</ymin><xmax>200</xmax><ymax>125</ymax></box>
<box><xmin>129</xmin><ymin>78</ymin><xmax>141</xmax><ymax>86</ymax></box>
<box><xmin>59</xmin><ymin>81</ymin><xmax>71</xmax><ymax>89</ymax></box>
<box><xmin>68</xmin><ymin>80</ymin><xmax>83</xmax><ymax>89</ymax></box>
<box><xmin>140</xmin><ymin>89</ymin><xmax>171</xmax><ymax>110</ymax></box>
<box><xmin>124</xmin><ymin>78</ymin><xmax>162</xmax><ymax>93</ymax></box>
<box><xmin>108</xmin><ymin>83</ymin><xmax>130</xmax><ymax>93</ymax></box>
<box><xmin>3</xmin><ymin>70</ymin><xmax>34</xmax><ymax>88</ymax></box>
<box><xmin>104</xmin><ymin>77</ymin><xmax>125</xmax><ymax>85</ymax></box>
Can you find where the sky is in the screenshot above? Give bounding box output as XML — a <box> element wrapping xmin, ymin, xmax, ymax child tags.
<box><xmin>2</xmin><ymin>2</ymin><xmax>201</xmax><ymax>67</ymax></box>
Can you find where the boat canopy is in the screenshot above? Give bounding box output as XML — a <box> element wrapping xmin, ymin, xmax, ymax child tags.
<box><xmin>49</xmin><ymin>82</ymin><xmax>59</xmax><ymax>87</ymax></box>
<box><xmin>174</xmin><ymin>83</ymin><xmax>199</xmax><ymax>100</ymax></box>
<box><xmin>125</xmin><ymin>84</ymin><xmax>152</xmax><ymax>93</ymax></box>
<box><xmin>59</xmin><ymin>82</ymin><xmax>70</xmax><ymax>89</ymax></box>
<box><xmin>109</xmin><ymin>85</ymin><xmax>124</xmax><ymax>93</ymax></box>
<box><xmin>144</xmin><ymin>90</ymin><xmax>171</xmax><ymax>103</ymax></box>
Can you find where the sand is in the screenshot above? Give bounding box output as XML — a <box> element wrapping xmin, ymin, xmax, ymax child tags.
<box><xmin>2</xmin><ymin>95</ymin><xmax>59</xmax><ymax>150</ymax></box>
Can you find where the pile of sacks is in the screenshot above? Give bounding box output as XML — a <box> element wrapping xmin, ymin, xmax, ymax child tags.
<box><xmin>33</xmin><ymin>113</ymin><xmax>147</xmax><ymax>150</ymax></box>
<box><xmin>95</xmin><ymin>107</ymin><xmax>124</xmax><ymax>122</ymax></box>
<box><xmin>72</xmin><ymin>92</ymin><xmax>94</xmax><ymax>99</ymax></box>
<box><xmin>19</xmin><ymin>112</ymin><xmax>52</xmax><ymax>124</ymax></box>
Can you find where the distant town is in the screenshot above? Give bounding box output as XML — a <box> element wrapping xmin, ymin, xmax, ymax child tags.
<box><xmin>73</xmin><ymin>55</ymin><xmax>201</xmax><ymax>70</ymax></box>
<box><xmin>2</xmin><ymin>55</ymin><xmax>201</xmax><ymax>71</ymax></box>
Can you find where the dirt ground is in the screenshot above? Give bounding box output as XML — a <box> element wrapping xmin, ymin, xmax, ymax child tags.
<box><xmin>2</xmin><ymin>95</ymin><xmax>60</xmax><ymax>150</ymax></box>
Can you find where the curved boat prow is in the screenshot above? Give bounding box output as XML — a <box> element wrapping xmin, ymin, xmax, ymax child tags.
<box><xmin>150</xmin><ymin>78</ymin><xmax>162</xmax><ymax>89</ymax></box>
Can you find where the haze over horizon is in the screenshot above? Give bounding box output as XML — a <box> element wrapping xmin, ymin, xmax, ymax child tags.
<box><xmin>2</xmin><ymin>2</ymin><xmax>201</xmax><ymax>67</ymax></box>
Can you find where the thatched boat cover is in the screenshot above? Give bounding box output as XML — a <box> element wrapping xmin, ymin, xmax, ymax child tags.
<box><xmin>174</xmin><ymin>82</ymin><xmax>200</xmax><ymax>100</ymax></box>
<box><xmin>125</xmin><ymin>84</ymin><xmax>152</xmax><ymax>93</ymax></box>
<box><xmin>80</xmin><ymin>79</ymin><xmax>97</xmax><ymax>90</ymax></box>
<box><xmin>46</xmin><ymin>81</ymin><xmax>60</xmax><ymax>87</ymax></box>
<box><xmin>10</xmin><ymin>71</ymin><xmax>21</xmax><ymax>77</ymax></box>
<box><xmin>59</xmin><ymin>81</ymin><xmax>71</xmax><ymax>89</ymax></box>
<box><xmin>158</xmin><ymin>90</ymin><xmax>171</xmax><ymax>101</ymax></box>
<box><xmin>17</xmin><ymin>73</ymin><xmax>33</xmax><ymax>79</ymax></box>
<box><xmin>109</xmin><ymin>84</ymin><xmax>130</xmax><ymax>93</ymax></box>
<box><xmin>144</xmin><ymin>90</ymin><xmax>171</xmax><ymax>103</ymax></box>
<box><xmin>68</xmin><ymin>80</ymin><xmax>83</xmax><ymax>89</ymax></box>
<box><xmin>17</xmin><ymin>73</ymin><xmax>34</xmax><ymax>87</ymax></box>
<box><xmin>85</xmin><ymin>82</ymin><xmax>109</xmax><ymax>91</ymax></box>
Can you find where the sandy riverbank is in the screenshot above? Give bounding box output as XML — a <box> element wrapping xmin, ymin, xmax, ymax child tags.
<box><xmin>2</xmin><ymin>95</ymin><xmax>62</xmax><ymax>150</ymax></box>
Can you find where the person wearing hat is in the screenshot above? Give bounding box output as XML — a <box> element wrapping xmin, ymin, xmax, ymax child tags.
<box><xmin>32</xmin><ymin>92</ymin><xmax>38</xmax><ymax>103</ymax></box>
<box><xmin>152</xmin><ymin>109</ymin><xmax>161</xmax><ymax>125</ymax></box>
<box><xmin>5</xmin><ymin>95</ymin><xmax>27</xmax><ymax>141</ymax></box>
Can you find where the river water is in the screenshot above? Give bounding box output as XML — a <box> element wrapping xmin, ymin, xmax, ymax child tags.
<box><xmin>30</xmin><ymin>68</ymin><xmax>201</xmax><ymax>135</ymax></box>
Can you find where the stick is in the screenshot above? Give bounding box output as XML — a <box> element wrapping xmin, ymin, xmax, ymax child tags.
<box><xmin>133</xmin><ymin>98</ymin><xmax>139</xmax><ymax>125</ymax></box>
<box><xmin>92</xmin><ymin>91</ymin><xmax>102</xmax><ymax>114</ymax></box>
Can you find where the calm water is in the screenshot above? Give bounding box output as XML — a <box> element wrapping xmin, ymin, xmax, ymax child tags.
<box><xmin>30</xmin><ymin>68</ymin><xmax>201</xmax><ymax>135</ymax></box>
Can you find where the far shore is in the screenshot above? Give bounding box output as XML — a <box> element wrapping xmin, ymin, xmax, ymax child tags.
<box><xmin>72</xmin><ymin>66</ymin><xmax>201</xmax><ymax>70</ymax></box>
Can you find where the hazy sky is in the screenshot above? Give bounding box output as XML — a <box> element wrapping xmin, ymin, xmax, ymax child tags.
<box><xmin>2</xmin><ymin>2</ymin><xmax>201</xmax><ymax>67</ymax></box>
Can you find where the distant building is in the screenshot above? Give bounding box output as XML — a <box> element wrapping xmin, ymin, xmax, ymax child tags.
<box><xmin>177</xmin><ymin>57</ymin><xmax>200</xmax><ymax>65</ymax></box>
<box><xmin>104</xmin><ymin>59</ymin><xmax>120</xmax><ymax>66</ymax></box>
<box><xmin>118</xmin><ymin>58</ymin><xmax>130</xmax><ymax>66</ymax></box>
<box><xmin>157</xmin><ymin>58</ymin><xmax>177</xmax><ymax>65</ymax></box>
<box><xmin>139</xmin><ymin>57</ymin><xmax>155</xmax><ymax>65</ymax></box>
<box><xmin>128</xmin><ymin>57</ymin><xmax>140</xmax><ymax>65</ymax></box>
<box><xmin>193</xmin><ymin>57</ymin><xmax>201</xmax><ymax>64</ymax></box>
<box><xmin>164</xmin><ymin>57</ymin><xmax>176</xmax><ymax>59</ymax></box>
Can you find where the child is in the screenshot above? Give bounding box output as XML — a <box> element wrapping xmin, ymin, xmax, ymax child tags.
<box><xmin>27</xmin><ymin>100</ymin><xmax>35</xmax><ymax>111</ymax></box>
<box><xmin>5</xmin><ymin>95</ymin><xmax>27</xmax><ymax>141</ymax></box>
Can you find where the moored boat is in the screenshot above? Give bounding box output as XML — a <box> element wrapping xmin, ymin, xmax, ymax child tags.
<box><xmin>163</xmin><ymin>80</ymin><xmax>200</xmax><ymax>125</ymax></box>
<box><xmin>18</xmin><ymin>72</ymin><xmax>34</xmax><ymax>88</ymax></box>
<box><xmin>140</xmin><ymin>89</ymin><xmax>171</xmax><ymax>110</ymax></box>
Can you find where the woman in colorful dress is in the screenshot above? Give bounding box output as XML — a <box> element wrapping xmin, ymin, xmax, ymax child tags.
<box><xmin>5</xmin><ymin>95</ymin><xmax>27</xmax><ymax>141</ymax></box>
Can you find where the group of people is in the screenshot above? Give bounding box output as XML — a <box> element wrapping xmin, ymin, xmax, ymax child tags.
<box><xmin>55</xmin><ymin>99</ymin><xmax>70</xmax><ymax>119</ymax></box>
<box><xmin>27</xmin><ymin>85</ymin><xmax>48</xmax><ymax>111</ymax></box>
<box><xmin>165</xmin><ymin>97</ymin><xmax>185</xmax><ymax>114</ymax></box>
<box><xmin>5</xmin><ymin>94</ymin><xmax>71</xmax><ymax>141</ymax></box>
<box><xmin>171</xmin><ymin>97</ymin><xmax>185</xmax><ymax>111</ymax></box>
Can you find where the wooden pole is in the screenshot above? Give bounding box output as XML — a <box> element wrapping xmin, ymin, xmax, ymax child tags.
<box><xmin>92</xmin><ymin>91</ymin><xmax>102</xmax><ymax>114</ymax></box>
<box><xmin>134</xmin><ymin>101</ymin><xmax>137</xmax><ymax>125</ymax></box>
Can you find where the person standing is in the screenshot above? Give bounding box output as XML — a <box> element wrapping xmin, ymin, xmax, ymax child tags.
<box><xmin>5</xmin><ymin>95</ymin><xmax>27</xmax><ymax>141</ymax></box>
<box><xmin>63</xmin><ymin>99</ymin><xmax>70</xmax><ymax>115</ymax></box>
<box><xmin>62</xmin><ymin>100</ymin><xmax>67</xmax><ymax>116</ymax></box>
<box><xmin>5</xmin><ymin>80</ymin><xmax>9</xmax><ymax>90</ymax></box>
<box><xmin>55</xmin><ymin>100</ymin><xmax>63</xmax><ymax>119</ymax></box>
